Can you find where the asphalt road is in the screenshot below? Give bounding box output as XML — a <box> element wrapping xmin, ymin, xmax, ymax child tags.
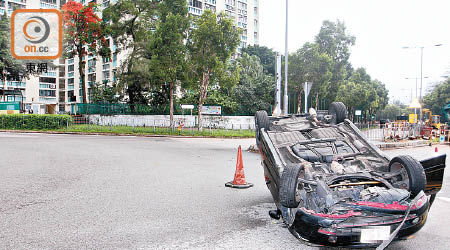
<box><xmin>0</xmin><ymin>132</ymin><xmax>449</xmax><ymax>250</ymax></box>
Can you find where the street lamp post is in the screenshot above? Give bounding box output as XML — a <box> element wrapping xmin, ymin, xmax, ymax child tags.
<box><xmin>405</xmin><ymin>76</ymin><xmax>429</xmax><ymax>99</ymax></box>
<box><xmin>283</xmin><ymin>0</ymin><xmax>288</xmax><ymax>115</ymax></box>
<box><xmin>403</xmin><ymin>44</ymin><xmax>442</xmax><ymax>123</ymax></box>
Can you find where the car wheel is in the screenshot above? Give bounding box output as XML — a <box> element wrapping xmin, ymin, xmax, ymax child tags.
<box><xmin>255</xmin><ymin>110</ymin><xmax>269</xmax><ymax>146</ymax></box>
<box><xmin>280</xmin><ymin>164</ymin><xmax>304</xmax><ymax>208</ymax></box>
<box><xmin>389</xmin><ymin>155</ymin><xmax>426</xmax><ymax>197</ymax></box>
<box><xmin>328</xmin><ymin>102</ymin><xmax>347</xmax><ymax>124</ymax></box>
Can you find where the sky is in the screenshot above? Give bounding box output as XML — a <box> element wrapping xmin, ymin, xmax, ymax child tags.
<box><xmin>259</xmin><ymin>0</ymin><xmax>450</xmax><ymax>104</ymax></box>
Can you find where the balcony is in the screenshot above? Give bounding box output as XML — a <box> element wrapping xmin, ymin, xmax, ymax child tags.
<box><xmin>5</xmin><ymin>81</ymin><xmax>26</xmax><ymax>88</ymax></box>
<box><xmin>188</xmin><ymin>7</ymin><xmax>202</xmax><ymax>16</ymax></box>
<box><xmin>41</xmin><ymin>71</ymin><xmax>57</xmax><ymax>77</ymax></box>
<box><xmin>39</xmin><ymin>83</ymin><xmax>56</xmax><ymax>89</ymax></box>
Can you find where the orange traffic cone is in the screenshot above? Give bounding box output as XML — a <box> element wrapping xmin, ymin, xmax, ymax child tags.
<box><xmin>435</xmin><ymin>147</ymin><xmax>438</xmax><ymax>153</ymax></box>
<box><xmin>225</xmin><ymin>145</ymin><xmax>253</xmax><ymax>189</ymax></box>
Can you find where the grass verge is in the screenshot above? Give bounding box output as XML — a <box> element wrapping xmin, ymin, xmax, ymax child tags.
<box><xmin>5</xmin><ymin>124</ymin><xmax>255</xmax><ymax>138</ymax></box>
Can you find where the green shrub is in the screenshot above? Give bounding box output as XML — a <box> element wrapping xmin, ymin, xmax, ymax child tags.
<box><xmin>0</xmin><ymin>114</ymin><xmax>73</xmax><ymax>130</ymax></box>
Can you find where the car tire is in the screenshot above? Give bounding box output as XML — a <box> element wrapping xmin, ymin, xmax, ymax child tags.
<box><xmin>280</xmin><ymin>164</ymin><xmax>303</xmax><ymax>208</ymax></box>
<box><xmin>328</xmin><ymin>102</ymin><xmax>347</xmax><ymax>124</ymax></box>
<box><xmin>389</xmin><ymin>155</ymin><xmax>426</xmax><ymax>197</ymax></box>
<box><xmin>255</xmin><ymin>110</ymin><xmax>269</xmax><ymax>146</ymax></box>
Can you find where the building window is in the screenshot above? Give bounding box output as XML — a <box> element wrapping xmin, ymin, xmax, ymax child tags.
<box><xmin>39</xmin><ymin>90</ymin><xmax>56</xmax><ymax>97</ymax></box>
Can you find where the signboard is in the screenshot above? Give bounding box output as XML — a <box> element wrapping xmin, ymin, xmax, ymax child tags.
<box><xmin>440</xmin><ymin>135</ymin><xmax>446</xmax><ymax>143</ymax></box>
<box><xmin>355</xmin><ymin>110</ymin><xmax>362</xmax><ymax>116</ymax></box>
<box><xmin>0</xmin><ymin>102</ymin><xmax>20</xmax><ymax>114</ymax></box>
<box><xmin>409</xmin><ymin>114</ymin><xmax>417</xmax><ymax>124</ymax></box>
<box><xmin>201</xmin><ymin>106</ymin><xmax>222</xmax><ymax>115</ymax></box>
<box><xmin>181</xmin><ymin>104</ymin><xmax>194</xmax><ymax>110</ymax></box>
<box><xmin>396</xmin><ymin>115</ymin><xmax>409</xmax><ymax>121</ymax></box>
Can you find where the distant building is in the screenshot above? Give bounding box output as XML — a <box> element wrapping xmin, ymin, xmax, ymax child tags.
<box><xmin>0</xmin><ymin>0</ymin><xmax>259</xmax><ymax>114</ymax></box>
<box><xmin>187</xmin><ymin>0</ymin><xmax>260</xmax><ymax>53</ymax></box>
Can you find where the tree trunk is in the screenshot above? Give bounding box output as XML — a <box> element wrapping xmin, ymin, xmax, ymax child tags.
<box><xmin>197</xmin><ymin>101</ymin><xmax>203</xmax><ymax>131</ymax></box>
<box><xmin>169</xmin><ymin>82</ymin><xmax>174</xmax><ymax>128</ymax></box>
<box><xmin>315</xmin><ymin>93</ymin><xmax>319</xmax><ymax>111</ymax></box>
<box><xmin>78</xmin><ymin>50</ymin><xmax>87</xmax><ymax>104</ymax></box>
<box><xmin>296</xmin><ymin>90</ymin><xmax>302</xmax><ymax>114</ymax></box>
<box><xmin>197</xmin><ymin>70</ymin><xmax>210</xmax><ymax>131</ymax></box>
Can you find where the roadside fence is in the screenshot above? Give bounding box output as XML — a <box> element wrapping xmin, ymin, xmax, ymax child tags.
<box><xmin>356</xmin><ymin>122</ymin><xmax>421</xmax><ymax>142</ymax></box>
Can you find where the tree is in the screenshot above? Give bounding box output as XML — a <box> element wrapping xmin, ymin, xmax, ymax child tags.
<box><xmin>89</xmin><ymin>82</ymin><xmax>122</xmax><ymax>103</ymax></box>
<box><xmin>148</xmin><ymin>0</ymin><xmax>189</xmax><ymax>127</ymax></box>
<box><xmin>377</xmin><ymin>104</ymin><xmax>408</xmax><ymax>121</ymax></box>
<box><xmin>103</xmin><ymin>0</ymin><xmax>159</xmax><ymax>104</ymax></box>
<box><xmin>289</xmin><ymin>42</ymin><xmax>332</xmax><ymax>113</ymax></box>
<box><xmin>423</xmin><ymin>79</ymin><xmax>450</xmax><ymax>118</ymax></box>
<box><xmin>241</xmin><ymin>45</ymin><xmax>277</xmax><ymax>75</ymax></box>
<box><xmin>336</xmin><ymin>68</ymin><xmax>389</xmax><ymax>121</ymax></box>
<box><xmin>233</xmin><ymin>53</ymin><xmax>274</xmax><ymax>114</ymax></box>
<box><xmin>315</xmin><ymin>20</ymin><xmax>355</xmax><ymax>101</ymax></box>
<box><xmin>187</xmin><ymin>10</ymin><xmax>240</xmax><ymax>130</ymax></box>
<box><xmin>62</xmin><ymin>1</ymin><xmax>110</xmax><ymax>104</ymax></box>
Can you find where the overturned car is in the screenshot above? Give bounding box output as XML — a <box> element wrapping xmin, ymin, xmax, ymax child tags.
<box><xmin>255</xmin><ymin>102</ymin><xmax>446</xmax><ymax>248</ymax></box>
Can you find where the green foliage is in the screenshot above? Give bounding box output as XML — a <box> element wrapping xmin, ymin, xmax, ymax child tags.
<box><xmin>335</xmin><ymin>68</ymin><xmax>389</xmax><ymax>120</ymax></box>
<box><xmin>61</xmin><ymin>125</ymin><xmax>254</xmax><ymax>138</ymax></box>
<box><xmin>187</xmin><ymin>10</ymin><xmax>240</xmax><ymax>128</ymax></box>
<box><xmin>233</xmin><ymin>53</ymin><xmax>274</xmax><ymax>114</ymax></box>
<box><xmin>423</xmin><ymin>79</ymin><xmax>450</xmax><ymax>118</ymax></box>
<box><xmin>89</xmin><ymin>82</ymin><xmax>123</xmax><ymax>103</ymax></box>
<box><xmin>148</xmin><ymin>0</ymin><xmax>190</xmax><ymax>125</ymax></box>
<box><xmin>289</xmin><ymin>42</ymin><xmax>333</xmax><ymax>112</ymax></box>
<box><xmin>241</xmin><ymin>45</ymin><xmax>277</xmax><ymax>75</ymax></box>
<box><xmin>376</xmin><ymin>104</ymin><xmax>409</xmax><ymax>121</ymax></box>
<box><xmin>103</xmin><ymin>0</ymin><xmax>159</xmax><ymax>104</ymax></box>
<box><xmin>0</xmin><ymin>115</ymin><xmax>73</xmax><ymax>130</ymax></box>
<box><xmin>0</xmin><ymin>15</ymin><xmax>27</xmax><ymax>80</ymax></box>
<box><xmin>315</xmin><ymin>20</ymin><xmax>356</xmax><ymax>101</ymax></box>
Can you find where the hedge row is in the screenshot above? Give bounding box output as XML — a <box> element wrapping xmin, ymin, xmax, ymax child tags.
<box><xmin>0</xmin><ymin>114</ymin><xmax>73</xmax><ymax>130</ymax></box>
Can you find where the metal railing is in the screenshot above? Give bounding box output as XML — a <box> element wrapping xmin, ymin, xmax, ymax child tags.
<box><xmin>71</xmin><ymin>103</ymin><xmax>270</xmax><ymax>116</ymax></box>
<box><xmin>355</xmin><ymin>122</ymin><xmax>421</xmax><ymax>142</ymax></box>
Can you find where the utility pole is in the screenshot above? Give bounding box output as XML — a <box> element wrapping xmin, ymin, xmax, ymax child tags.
<box><xmin>273</xmin><ymin>53</ymin><xmax>282</xmax><ymax>116</ymax></box>
<box><xmin>283</xmin><ymin>0</ymin><xmax>288</xmax><ymax>115</ymax></box>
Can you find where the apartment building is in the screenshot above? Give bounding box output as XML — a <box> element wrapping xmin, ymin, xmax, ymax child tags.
<box><xmin>0</xmin><ymin>0</ymin><xmax>259</xmax><ymax>114</ymax></box>
<box><xmin>188</xmin><ymin>0</ymin><xmax>260</xmax><ymax>53</ymax></box>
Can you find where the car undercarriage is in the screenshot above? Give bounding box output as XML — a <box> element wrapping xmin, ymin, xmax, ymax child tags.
<box><xmin>255</xmin><ymin>102</ymin><xmax>446</xmax><ymax>248</ymax></box>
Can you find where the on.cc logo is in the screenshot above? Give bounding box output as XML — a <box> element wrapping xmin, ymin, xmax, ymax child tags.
<box><xmin>11</xmin><ymin>9</ymin><xmax>62</xmax><ymax>60</ymax></box>
<box><xmin>23</xmin><ymin>16</ymin><xmax>51</xmax><ymax>44</ymax></box>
